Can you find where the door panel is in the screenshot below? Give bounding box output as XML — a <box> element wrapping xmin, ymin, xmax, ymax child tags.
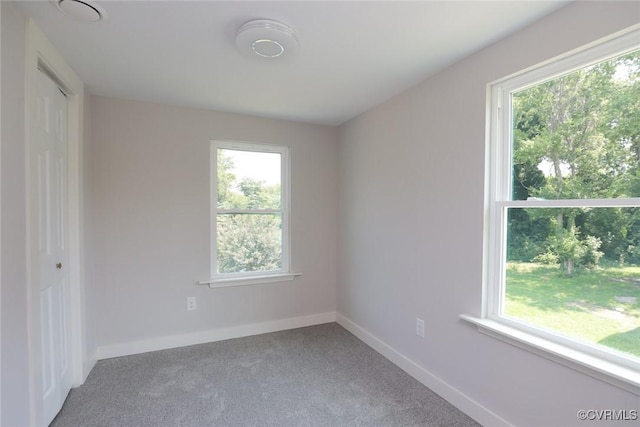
<box><xmin>36</xmin><ymin>70</ymin><xmax>71</xmax><ymax>425</ymax></box>
<box><xmin>40</xmin><ymin>287</ymin><xmax>55</xmax><ymax>400</ymax></box>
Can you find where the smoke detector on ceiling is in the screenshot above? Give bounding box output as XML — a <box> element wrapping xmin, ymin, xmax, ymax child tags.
<box><xmin>54</xmin><ymin>0</ymin><xmax>107</xmax><ymax>22</ymax></box>
<box><xmin>235</xmin><ymin>19</ymin><xmax>299</xmax><ymax>59</ymax></box>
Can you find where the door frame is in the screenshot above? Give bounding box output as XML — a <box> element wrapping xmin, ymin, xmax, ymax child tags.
<box><xmin>25</xmin><ymin>19</ymin><xmax>87</xmax><ymax>426</ymax></box>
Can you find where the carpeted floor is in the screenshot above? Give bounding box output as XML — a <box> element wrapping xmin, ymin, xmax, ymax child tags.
<box><xmin>51</xmin><ymin>323</ymin><xmax>480</xmax><ymax>427</ymax></box>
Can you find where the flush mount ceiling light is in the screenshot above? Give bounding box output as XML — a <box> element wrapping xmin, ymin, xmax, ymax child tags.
<box><xmin>235</xmin><ymin>19</ymin><xmax>299</xmax><ymax>58</ymax></box>
<box><xmin>54</xmin><ymin>0</ymin><xmax>107</xmax><ymax>22</ymax></box>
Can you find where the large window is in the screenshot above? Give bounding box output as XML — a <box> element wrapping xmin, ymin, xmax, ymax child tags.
<box><xmin>476</xmin><ymin>28</ymin><xmax>640</xmax><ymax>392</ymax></box>
<box><xmin>210</xmin><ymin>141</ymin><xmax>291</xmax><ymax>284</ymax></box>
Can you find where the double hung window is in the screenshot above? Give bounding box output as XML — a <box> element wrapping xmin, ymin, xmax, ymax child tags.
<box><xmin>210</xmin><ymin>141</ymin><xmax>291</xmax><ymax>285</ymax></box>
<box><xmin>471</xmin><ymin>27</ymin><xmax>640</xmax><ymax>392</ymax></box>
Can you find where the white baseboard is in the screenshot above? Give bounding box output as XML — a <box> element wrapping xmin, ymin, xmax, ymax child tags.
<box><xmin>96</xmin><ymin>312</ymin><xmax>336</xmax><ymax>360</ymax></box>
<box><xmin>336</xmin><ymin>313</ymin><xmax>512</xmax><ymax>427</ymax></box>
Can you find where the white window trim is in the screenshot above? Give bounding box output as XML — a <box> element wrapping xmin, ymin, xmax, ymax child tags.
<box><xmin>207</xmin><ymin>140</ymin><xmax>294</xmax><ymax>288</ymax></box>
<box><xmin>197</xmin><ymin>273</ymin><xmax>301</xmax><ymax>289</ymax></box>
<box><xmin>462</xmin><ymin>24</ymin><xmax>640</xmax><ymax>396</ymax></box>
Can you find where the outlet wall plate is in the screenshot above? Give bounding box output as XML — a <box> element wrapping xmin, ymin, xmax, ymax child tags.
<box><xmin>416</xmin><ymin>318</ymin><xmax>425</xmax><ymax>338</ymax></box>
<box><xmin>187</xmin><ymin>297</ymin><xmax>197</xmax><ymax>311</ymax></box>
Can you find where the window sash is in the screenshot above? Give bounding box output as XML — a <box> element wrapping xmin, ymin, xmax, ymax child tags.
<box><xmin>215</xmin><ymin>212</ymin><xmax>284</xmax><ymax>275</ymax></box>
<box><xmin>217</xmin><ymin>209</ymin><xmax>283</xmax><ymax>214</ymax></box>
<box><xmin>211</xmin><ymin>140</ymin><xmax>290</xmax><ymax>279</ymax></box>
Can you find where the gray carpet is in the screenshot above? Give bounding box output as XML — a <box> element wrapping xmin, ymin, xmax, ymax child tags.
<box><xmin>51</xmin><ymin>323</ymin><xmax>480</xmax><ymax>427</ymax></box>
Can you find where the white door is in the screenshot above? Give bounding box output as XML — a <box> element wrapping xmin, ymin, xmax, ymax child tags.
<box><xmin>36</xmin><ymin>69</ymin><xmax>72</xmax><ymax>425</ymax></box>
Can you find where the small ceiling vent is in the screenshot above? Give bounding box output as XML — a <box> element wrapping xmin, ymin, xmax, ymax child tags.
<box><xmin>55</xmin><ymin>0</ymin><xmax>107</xmax><ymax>22</ymax></box>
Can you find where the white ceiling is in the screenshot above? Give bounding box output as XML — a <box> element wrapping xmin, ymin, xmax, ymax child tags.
<box><xmin>18</xmin><ymin>1</ymin><xmax>568</xmax><ymax>126</ymax></box>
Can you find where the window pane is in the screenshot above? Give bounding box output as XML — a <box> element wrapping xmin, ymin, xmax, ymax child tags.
<box><xmin>217</xmin><ymin>213</ymin><xmax>282</xmax><ymax>274</ymax></box>
<box><xmin>511</xmin><ymin>49</ymin><xmax>640</xmax><ymax>200</ymax></box>
<box><xmin>217</xmin><ymin>148</ymin><xmax>281</xmax><ymax>210</ymax></box>
<box><xmin>506</xmin><ymin>207</ymin><xmax>640</xmax><ymax>360</ymax></box>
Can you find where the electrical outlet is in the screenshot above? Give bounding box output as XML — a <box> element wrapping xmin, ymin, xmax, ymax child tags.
<box><xmin>186</xmin><ymin>297</ymin><xmax>197</xmax><ymax>311</ymax></box>
<box><xmin>416</xmin><ymin>318</ymin><xmax>425</xmax><ymax>338</ymax></box>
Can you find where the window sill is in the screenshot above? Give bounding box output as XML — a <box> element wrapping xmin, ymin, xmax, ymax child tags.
<box><xmin>197</xmin><ymin>273</ymin><xmax>301</xmax><ymax>289</ymax></box>
<box><xmin>459</xmin><ymin>314</ymin><xmax>640</xmax><ymax>396</ymax></box>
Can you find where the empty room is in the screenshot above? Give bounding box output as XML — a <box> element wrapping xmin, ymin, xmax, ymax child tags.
<box><xmin>2</xmin><ymin>1</ymin><xmax>639</xmax><ymax>426</ymax></box>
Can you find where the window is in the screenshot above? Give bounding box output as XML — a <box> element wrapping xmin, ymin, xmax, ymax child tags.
<box><xmin>464</xmin><ymin>27</ymin><xmax>640</xmax><ymax>393</ymax></box>
<box><xmin>210</xmin><ymin>141</ymin><xmax>292</xmax><ymax>286</ymax></box>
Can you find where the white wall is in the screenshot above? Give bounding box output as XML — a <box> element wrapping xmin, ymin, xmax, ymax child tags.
<box><xmin>337</xmin><ymin>2</ymin><xmax>640</xmax><ymax>426</ymax></box>
<box><xmin>87</xmin><ymin>96</ymin><xmax>338</xmax><ymax>351</ymax></box>
<box><xmin>0</xmin><ymin>3</ymin><xmax>30</xmax><ymax>426</ymax></box>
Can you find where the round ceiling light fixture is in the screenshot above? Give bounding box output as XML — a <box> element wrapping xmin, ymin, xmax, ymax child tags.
<box><xmin>55</xmin><ymin>0</ymin><xmax>107</xmax><ymax>22</ymax></box>
<box><xmin>235</xmin><ymin>19</ymin><xmax>299</xmax><ymax>59</ymax></box>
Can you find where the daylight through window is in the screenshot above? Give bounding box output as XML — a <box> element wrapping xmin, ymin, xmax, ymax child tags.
<box><xmin>486</xmin><ymin>29</ymin><xmax>640</xmax><ymax>375</ymax></box>
<box><xmin>211</xmin><ymin>141</ymin><xmax>290</xmax><ymax>279</ymax></box>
